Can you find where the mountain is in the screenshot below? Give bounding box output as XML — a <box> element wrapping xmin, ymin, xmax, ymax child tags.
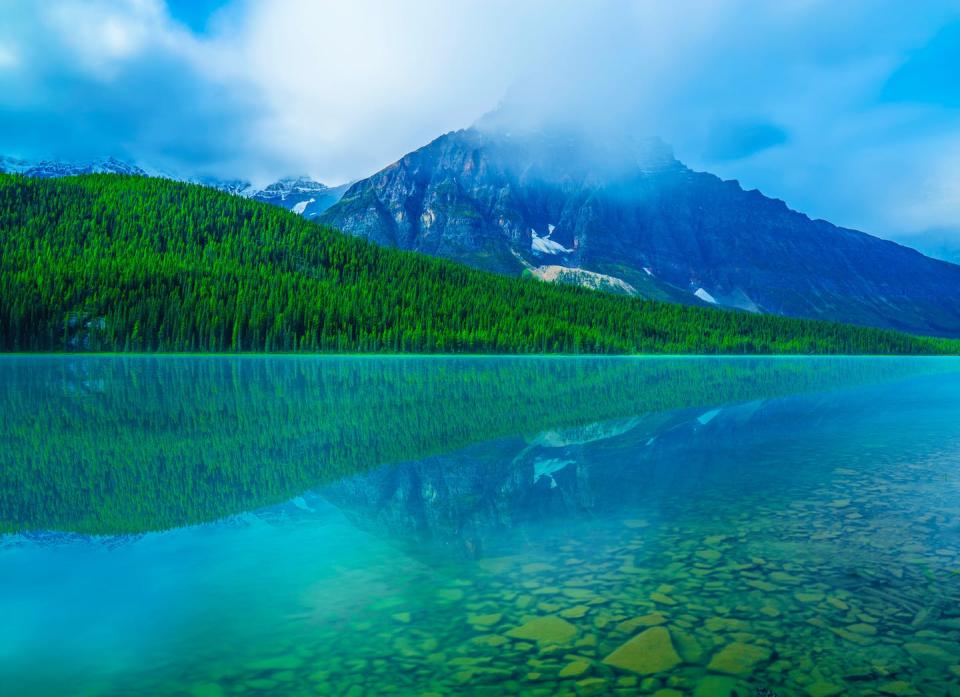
<box><xmin>0</xmin><ymin>155</ymin><xmax>347</xmax><ymax>218</ymax></box>
<box><xmin>247</xmin><ymin>176</ymin><xmax>351</xmax><ymax>219</ymax></box>
<box><xmin>319</xmin><ymin>128</ymin><xmax>960</xmax><ymax>337</ymax></box>
<box><xmin>0</xmin><ymin>155</ymin><xmax>148</xmax><ymax>178</ymax></box>
<box><xmin>3</xmin><ymin>174</ymin><xmax>955</xmax><ymax>355</ymax></box>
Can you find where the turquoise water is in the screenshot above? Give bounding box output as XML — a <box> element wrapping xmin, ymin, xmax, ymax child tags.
<box><xmin>1</xmin><ymin>356</ymin><xmax>960</xmax><ymax>696</ymax></box>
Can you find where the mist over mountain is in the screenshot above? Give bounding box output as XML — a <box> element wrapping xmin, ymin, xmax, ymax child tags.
<box><xmin>320</xmin><ymin>125</ymin><xmax>960</xmax><ymax>337</ymax></box>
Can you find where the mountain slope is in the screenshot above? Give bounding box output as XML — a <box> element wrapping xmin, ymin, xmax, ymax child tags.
<box><xmin>319</xmin><ymin>128</ymin><xmax>960</xmax><ymax>337</ymax></box>
<box><xmin>1</xmin><ymin>174</ymin><xmax>956</xmax><ymax>355</ymax></box>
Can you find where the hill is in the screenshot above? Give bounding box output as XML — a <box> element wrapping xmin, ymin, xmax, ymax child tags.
<box><xmin>0</xmin><ymin>173</ymin><xmax>956</xmax><ymax>354</ymax></box>
<box><xmin>319</xmin><ymin>127</ymin><xmax>960</xmax><ymax>337</ymax></box>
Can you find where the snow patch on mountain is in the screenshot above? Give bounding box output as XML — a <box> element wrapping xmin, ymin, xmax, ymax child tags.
<box><xmin>694</xmin><ymin>287</ymin><xmax>718</xmax><ymax>304</ymax></box>
<box><xmin>531</xmin><ymin>228</ymin><xmax>572</xmax><ymax>255</ymax></box>
<box><xmin>292</xmin><ymin>198</ymin><xmax>315</xmax><ymax>215</ymax></box>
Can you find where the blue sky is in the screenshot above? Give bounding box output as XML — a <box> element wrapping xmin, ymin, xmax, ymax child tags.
<box><xmin>165</xmin><ymin>0</ymin><xmax>229</xmax><ymax>33</ymax></box>
<box><xmin>1</xmin><ymin>0</ymin><xmax>959</xmax><ymax>260</ymax></box>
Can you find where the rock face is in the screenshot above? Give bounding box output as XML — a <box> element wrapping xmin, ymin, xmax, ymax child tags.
<box><xmin>319</xmin><ymin>127</ymin><xmax>960</xmax><ymax>337</ymax></box>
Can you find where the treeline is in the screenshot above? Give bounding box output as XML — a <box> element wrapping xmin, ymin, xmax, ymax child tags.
<box><xmin>0</xmin><ymin>174</ymin><xmax>957</xmax><ymax>355</ymax></box>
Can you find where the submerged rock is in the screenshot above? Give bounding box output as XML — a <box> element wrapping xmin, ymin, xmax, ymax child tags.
<box><xmin>468</xmin><ymin>612</ymin><xmax>502</xmax><ymax>627</ymax></box>
<box><xmin>602</xmin><ymin>626</ymin><xmax>682</xmax><ymax>674</ymax></box>
<box><xmin>805</xmin><ymin>680</ymin><xmax>843</xmax><ymax>697</ymax></box>
<box><xmin>560</xmin><ymin>605</ymin><xmax>590</xmax><ymax>619</ymax></box>
<box><xmin>616</xmin><ymin>612</ymin><xmax>668</xmax><ymax>632</ymax></box>
<box><xmin>693</xmin><ymin>675</ymin><xmax>741</xmax><ymax>697</ymax></box>
<box><xmin>706</xmin><ymin>642</ymin><xmax>771</xmax><ymax>676</ymax></box>
<box><xmin>575</xmin><ymin>677</ymin><xmax>608</xmax><ymax>696</ymax></box>
<box><xmin>558</xmin><ymin>659</ymin><xmax>591</xmax><ymax>677</ymax></box>
<box><xmin>650</xmin><ymin>592</ymin><xmax>678</xmax><ymax>605</ymax></box>
<box><xmin>793</xmin><ymin>592</ymin><xmax>824</xmax><ymax>603</ymax></box>
<box><xmin>505</xmin><ymin>616</ymin><xmax>577</xmax><ymax>645</ymax></box>
<box><xmin>904</xmin><ymin>642</ymin><xmax>958</xmax><ymax>666</ymax></box>
<box><xmin>671</xmin><ymin>627</ymin><xmax>705</xmax><ymax>664</ymax></box>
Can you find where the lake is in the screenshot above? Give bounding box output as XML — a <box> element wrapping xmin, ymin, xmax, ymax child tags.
<box><xmin>1</xmin><ymin>356</ymin><xmax>959</xmax><ymax>696</ymax></box>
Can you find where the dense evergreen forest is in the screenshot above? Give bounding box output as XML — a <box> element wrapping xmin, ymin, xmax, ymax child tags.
<box><xmin>0</xmin><ymin>174</ymin><xmax>957</xmax><ymax>354</ymax></box>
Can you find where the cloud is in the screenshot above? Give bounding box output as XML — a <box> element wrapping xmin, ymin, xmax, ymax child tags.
<box><xmin>702</xmin><ymin>121</ymin><xmax>788</xmax><ymax>162</ymax></box>
<box><xmin>0</xmin><ymin>42</ymin><xmax>20</xmax><ymax>70</ymax></box>
<box><xmin>0</xmin><ymin>0</ymin><xmax>251</xmax><ymax>169</ymax></box>
<box><xmin>216</xmin><ymin>0</ymin><xmax>563</xmax><ymax>183</ymax></box>
<box><xmin>1</xmin><ymin>0</ymin><xmax>960</xmax><ymax>255</ymax></box>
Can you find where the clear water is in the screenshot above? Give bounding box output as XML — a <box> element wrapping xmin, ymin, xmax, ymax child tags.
<box><xmin>1</xmin><ymin>356</ymin><xmax>959</xmax><ymax>697</ymax></box>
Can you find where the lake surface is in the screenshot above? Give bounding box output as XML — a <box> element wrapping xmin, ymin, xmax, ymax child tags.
<box><xmin>1</xmin><ymin>356</ymin><xmax>959</xmax><ymax>697</ymax></box>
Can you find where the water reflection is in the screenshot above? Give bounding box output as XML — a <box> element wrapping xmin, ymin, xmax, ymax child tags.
<box><xmin>3</xmin><ymin>356</ymin><xmax>945</xmax><ymax>534</ymax></box>
<box><xmin>319</xmin><ymin>374</ymin><xmax>960</xmax><ymax>563</ymax></box>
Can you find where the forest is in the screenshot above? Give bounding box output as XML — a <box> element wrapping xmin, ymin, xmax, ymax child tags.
<box><xmin>1</xmin><ymin>173</ymin><xmax>958</xmax><ymax>355</ymax></box>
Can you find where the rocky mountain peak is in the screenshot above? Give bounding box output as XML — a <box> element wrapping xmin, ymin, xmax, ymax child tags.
<box><xmin>320</xmin><ymin>126</ymin><xmax>960</xmax><ymax>337</ymax></box>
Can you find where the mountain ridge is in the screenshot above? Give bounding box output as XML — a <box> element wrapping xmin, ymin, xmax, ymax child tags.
<box><xmin>0</xmin><ymin>155</ymin><xmax>349</xmax><ymax>219</ymax></box>
<box><xmin>319</xmin><ymin>127</ymin><xmax>960</xmax><ymax>337</ymax></box>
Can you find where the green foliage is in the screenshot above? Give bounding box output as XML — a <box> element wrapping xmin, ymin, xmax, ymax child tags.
<box><xmin>0</xmin><ymin>173</ymin><xmax>957</xmax><ymax>354</ymax></box>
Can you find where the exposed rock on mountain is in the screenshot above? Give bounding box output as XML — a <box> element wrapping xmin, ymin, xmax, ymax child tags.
<box><xmin>320</xmin><ymin>128</ymin><xmax>960</xmax><ymax>336</ymax></box>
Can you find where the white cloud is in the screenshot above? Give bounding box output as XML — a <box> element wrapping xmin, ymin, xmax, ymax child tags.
<box><xmin>2</xmin><ymin>0</ymin><xmax>960</xmax><ymax>254</ymax></box>
<box><xmin>207</xmin><ymin>0</ymin><xmax>567</xmax><ymax>183</ymax></box>
<box><xmin>40</xmin><ymin>0</ymin><xmax>185</xmax><ymax>79</ymax></box>
<box><xmin>893</xmin><ymin>138</ymin><xmax>960</xmax><ymax>232</ymax></box>
<box><xmin>0</xmin><ymin>43</ymin><xmax>20</xmax><ymax>70</ymax></box>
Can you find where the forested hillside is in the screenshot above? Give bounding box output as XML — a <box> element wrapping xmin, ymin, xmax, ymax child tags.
<box><xmin>0</xmin><ymin>174</ymin><xmax>957</xmax><ymax>355</ymax></box>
